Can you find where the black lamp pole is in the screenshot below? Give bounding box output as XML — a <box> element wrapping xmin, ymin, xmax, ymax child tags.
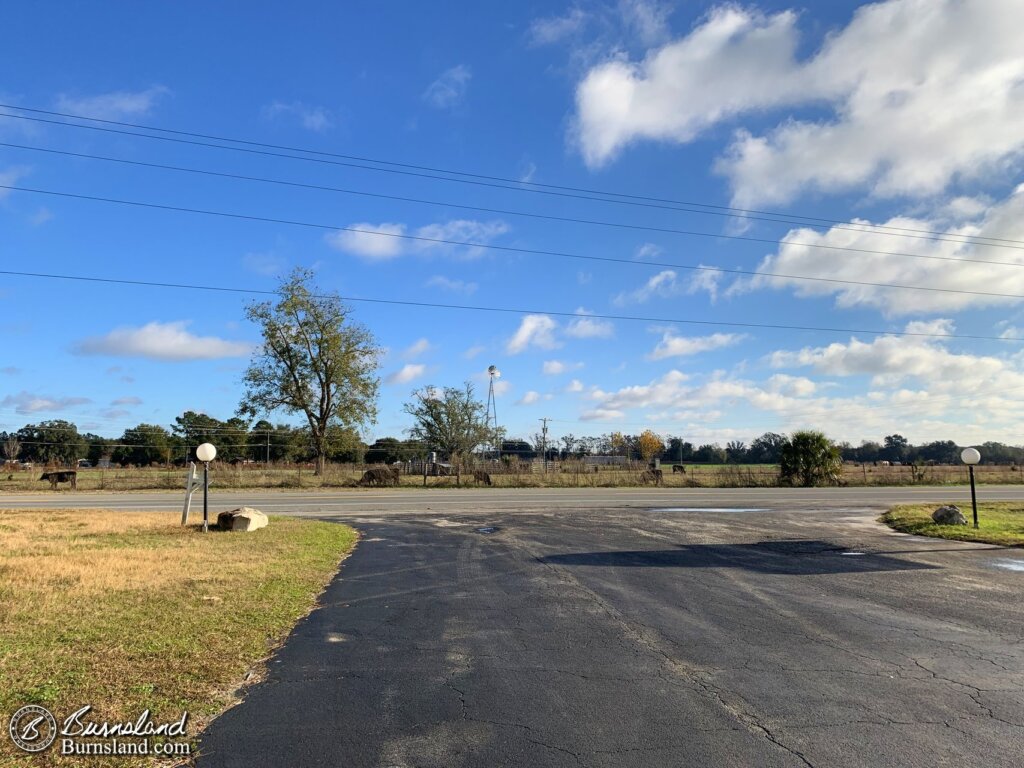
<box><xmin>203</xmin><ymin>461</ymin><xmax>209</xmax><ymax>533</ymax></box>
<box><xmin>968</xmin><ymin>464</ymin><xmax>978</xmax><ymax>529</ymax></box>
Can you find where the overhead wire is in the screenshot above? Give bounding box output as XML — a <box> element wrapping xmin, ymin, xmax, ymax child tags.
<box><xmin>1</xmin><ymin>267</ymin><xmax>1022</xmax><ymax>341</ymax></box>
<box><xmin>4</xmin><ymin>140</ymin><xmax>1024</xmax><ymax>256</ymax></box>
<box><xmin>0</xmin><ymin>104</ymin><xmax>1019</xmax><ymax>247</ymax></box>
<box><xmin>5</xmin><ymin>184</ymin><xmax>1024</xmax><ymax>304</ymax></box>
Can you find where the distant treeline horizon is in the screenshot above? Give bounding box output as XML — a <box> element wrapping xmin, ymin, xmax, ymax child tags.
<box><xmin>1</xmin><ymin>413</ymin><xmax>1016</xmax><ymax>467</ymax></box>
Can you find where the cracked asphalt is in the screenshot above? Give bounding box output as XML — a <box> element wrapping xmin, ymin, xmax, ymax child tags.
<box><xmin>195</xmin><ymin>503</ymin><xmax>1024</xmax><ymax>767</ymax></box>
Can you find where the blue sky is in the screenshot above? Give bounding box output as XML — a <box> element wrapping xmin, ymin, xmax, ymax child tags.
<box><xmin>2</xmin><ymin>0</ymin><xmax>1024</xmax><ymax>447</ymax></box>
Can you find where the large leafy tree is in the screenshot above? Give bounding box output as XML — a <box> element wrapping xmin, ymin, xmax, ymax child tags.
<box><xmin>114</xmin><ymin>424</ymin><xmax>172</xmax><ymax>466</ymax></box>
<box><xmin>16</xmin><ymin>420</ymin><xmax>86</xmax><ymax>465</ymax></box>
<box><xmin>403</xmin><ymin>383</ymin><xmax>491</xmax><ymax>477</ymax></box>
<box><xmin>239</xmin><ymin>269</ymin><xmax>381</xmax><ymax>475</ymax></box>
<box><xmin>637</xmin><ymin>430</ymin><xmax>665</xmax><ymax>464</ymax></box>
<box><xmin>748</xmin><ymin>432</ymin><xmax>786</xmax><ymax>464</ymax></box>
<box><xmin>780</xmin><ymin>430</ymin><xmax>842</xmax><ymax>486</ymax></box>
<box><xmin>172</xmin><ymin>411</ymin><xmax>225</xmax><ymax>458</ymax></box>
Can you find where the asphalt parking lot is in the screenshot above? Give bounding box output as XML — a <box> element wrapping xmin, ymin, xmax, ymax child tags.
<box><xmin>184</xmin><ymin>495</ymin><xmax>1024</xmax><ymax>767</ymax></box>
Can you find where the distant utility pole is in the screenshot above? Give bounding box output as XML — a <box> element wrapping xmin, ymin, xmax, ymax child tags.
<box><xmin>265</xmin><ymin>431</ymin><xmax>270</xmax><ymax>464</ymax></box>
<box><xmin>539</xmin><ymin>417</ymin><xmax>549</xmax><ymax>473</ymax></box>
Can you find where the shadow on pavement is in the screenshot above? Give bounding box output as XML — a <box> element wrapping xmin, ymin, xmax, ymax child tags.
<box><xmin>539</xmin><ymin>539</ymin><xmax>936</xmax><ymax>575</ymax></box>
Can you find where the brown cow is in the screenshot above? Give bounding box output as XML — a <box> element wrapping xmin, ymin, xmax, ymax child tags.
<box><xmin>39</xmin><ymin>470</ymin><xmax>77</xmax><ymax>490</ymax></box>
<box><xmin>672</xmin><ymin>464</ymin><xmax>686</xmax><ymax>474</ymax></box>
<box><xmin>358</xmin><ymin>467</ymin><xmax>399</xmax><ymax>487</ymax></box>
<box><xmin>472</xmin><ymin>470</ymin><xmax>492</xmax><ymax>486</ymax></box>
<box><xmin>639</xmin><ymin>469</ymin><xmax>664</xmax><ymax>486</ymax></box>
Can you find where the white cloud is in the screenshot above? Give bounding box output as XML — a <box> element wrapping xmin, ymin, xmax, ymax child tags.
<box><xmin>73</xmin><ymin>321</ymin><xmax>252</xmax><ymax>361</ymax></box>
<box><xmin>423</xmin><ymin>65</ymin><xmax>472</xmax><ymax>109</ymax></box>
<box><xmin>574</xmin><ymin>1</ymin><xmax>1024</xmax><ymax>208</ymax></box>
<box><xmin>464</xmin><ymin>344</ymin><xmax>486</xmax><ymax>359</ymax></box>
<box><xmin>242</xmin><ymin>252</ymin><xmax>287</xmax><ymax>276</ymax></box>
<box><xmin>111</xmin><ymin>396</ymin><xmax>143</xmax><ymax>406</ymax></box>
<box><xmin>766</xmin><ymin>374</ymin><xmax>817</xmax><ymax>397</ymax></box>
<box><xmin>565</xmin><ymin>308</ymin><xmax>615</xmax><ymax>339</ymax></box>
<box><xmin>427</xmin><ymin>275</ymin><xmax>478</xmax><ymax>294</ymax></box>
<box><xmin>574</xmin><ymin>7</ymin><xmax>804</xmax><ymax>167</ymax></box>
<box><xmin>530</xmin><ymin>8</ymin><xmax>588</xmax><ymax>45</ymax></box>
<box><xmin>403</xmin><ymin>338</ymin><xmax>432</xmax><ymax>359</ymax></box>
<box><xmin>542</xmin><ymin>360</ymin><xmax>583</xmax><ymax>375</ymax></box>
<box><xmin>516</xmin><ymin>390</ymin><xmax>541</xmax><ymax>406</ymax></box>
<box><xmin>617</xmin><ymin>0</ymin><xmax>672</xmax><ymax>45</ymax></box>
<box><xmin>647</xmin><ymin>331</ymin><xmax>744</xmax><ymax>360</ymax></box>
<box><xmin>506</xmin><ymin>315</ymin><xmax>560</xmax><ymax>354</ymax></box>
<box><xmin>262</xmin><ymin>101</ymin><xmax>333</xmax><ymax>132</ymax></box>
<box><xmin>56</xmin><ymin>86</ymin><xmax>168</xmax><ymax>120</ymax></box>
<box><xmin>1</xmin><ymin>391</ymin><xmax>91</xmax><ymax>415</ymax></box>
<box><xmin>767</xmin><ymin>321</ymin><xmax>1012</xmax><ymax>391</ymax></box>
<box><xmin>736</xmin><ymin>186</ymin><xmax>1024</xmax><ymax>315</ymax></box>
<box><xmin>414</xmin><ymin>220</ymin><xmax>510</xmax><ymax>258</ymax></box>
<box><xmin>326</xmin><ymin>222</ymin><xmax>406</xmax><ymax>260</ymax></box>
<box><xmin>29</xmin><ymin>207</ymin><xmax>53</xmax><ymax>226</ymax></box>
<box><xmin>581</xmin><ymin>407</ymin><xmax>626</xmax><ymax>421</ymax></box>
<box><xmin>566</xmin><ymin>378</ymin><xmax>585</xmax><ymax>393</ymax></box>
<box><xmin>385</xmin><ymin>363</ymin><xmax>427</xmax><ymax>385</ymax></box>
<box><xmin>0</xmin><ymin>166</ymin><xmax>30</xmax><ymax>200</ymax></box>
<box><xmin>99</xmin><ymin>408</ymin><xmax>131</xmax><ymax>420</ymax></box>
<box><xmin>325</xmin><ymin>219</ymin><xmax>508</xmax><ymax>261</ymax></box>
<box><xmin>614</xmin><ymin>269</ymin><xmax>719</xmax><ymax>305</ymax></box>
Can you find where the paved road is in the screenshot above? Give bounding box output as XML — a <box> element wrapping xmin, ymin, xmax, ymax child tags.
<box><xmin>180</xmin><ymin>491</ymin><xmax>1024</xmax><ymax>767</ymax></box>
<box><xmin>3</xmin><ymin>484</ymin><xmax>1024</xmax><ymax>513</ymax></box>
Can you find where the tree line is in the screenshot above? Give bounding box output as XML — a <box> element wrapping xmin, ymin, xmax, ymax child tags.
<box><xmin>0</xmin><ymin>271</ymin><xmax>1011</xmax><ymax>474</ymax></box>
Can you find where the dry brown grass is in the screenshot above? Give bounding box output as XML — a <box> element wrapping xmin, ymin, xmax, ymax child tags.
<box><xmin>1</xmin><ymin>461</ymin><xmax>1021</xmax><ymax>493</ymax></box>
<box><xmin>0</xmin><ymin>509</ymin><xmax>357</xmax><ymax>767</ymax></box>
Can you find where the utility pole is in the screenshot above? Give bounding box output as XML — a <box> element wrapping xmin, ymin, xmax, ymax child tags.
<box><xmin>539</xmin><ymin>417</ymin><xmax>549</xmax><ymax>473</ymax></box>
<box><xmin>265</xmin><ymin>431</ymin><xmax>270</xmax><ymax>465</ymax></box>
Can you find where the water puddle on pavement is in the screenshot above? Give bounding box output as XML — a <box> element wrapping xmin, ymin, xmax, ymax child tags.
<box><xmin>991</xmin><ymin>558</ymin><xmax>1024</xmax><ymax>572</ymax></box>
<box><xmin>476</xmin><ymin>526</ymin><xmax>498</xmax><ymax>534</ymax></box>
<box><xmin>649</xmin><ymin>507</ymin><xmax>768</xmax><ymax>513</ymax></box>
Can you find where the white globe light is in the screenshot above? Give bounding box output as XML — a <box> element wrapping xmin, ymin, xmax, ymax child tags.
<box><xmin>960</xmin><ymin>447</ymin><xmax>981</xmax><ymax>465</ymax></box>
<box><xmin>196</xmin><ymin>443</ymin><xmax>217</xmax><ymax>463</ymax></box>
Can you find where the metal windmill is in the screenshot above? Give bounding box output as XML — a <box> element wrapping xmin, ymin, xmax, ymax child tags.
<box><xmin>485</xmin><ymin>365</ymin><xmax>501</xmax><ymax>456</ymax></box>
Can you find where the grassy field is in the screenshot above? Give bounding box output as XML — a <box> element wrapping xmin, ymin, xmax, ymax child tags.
<box><xmin>882</xmin><ymin>503</ymin><xmax>1024</xmax><ymax>546</ymax></box>
<box><xmin>0</xmin><ymin>509</ymin><xmax>357</xmax><ymax>766</ymax></box>
<box><xmin>2</xmin><ymin>461</ymin><xmax>1021</xmax><ymax>492</ymax></box>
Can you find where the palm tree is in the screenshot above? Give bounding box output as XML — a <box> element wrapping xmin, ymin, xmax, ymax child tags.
<box><xmin>779</xmin><ymin>431</ymin><xmax>842</xmax><ymax>486</ymax></box>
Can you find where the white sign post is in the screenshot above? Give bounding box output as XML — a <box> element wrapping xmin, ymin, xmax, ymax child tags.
<box><xmin>181</xmin><ymin>462</ymin><xmax>202</xmax><ymax>526</ymax></box>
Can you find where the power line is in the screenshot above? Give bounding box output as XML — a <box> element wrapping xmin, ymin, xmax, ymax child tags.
<box><xmin>0</xmin><ymin>104</ymin><xmax>1018</xmax><ymax>248</ymax></box>
<box><xmin>14</xmin><ymin>140</ymin><xmax>1024</xmax><ymax>257</ymax></box>
<box><xmin>4</xmin><ymin>139</ymin><xmax>1019</xmax><ymax>254</ymax></box>
<box><xmin>6</xmin><ymin>140</ymin><xmax>1022</xmax><ymax>256</ymax></box>
<box><xmin>0</xmin><ymin>267</ymin><xmax>1021</xmax><ymax>342</ymax></box>
<box><xmin>6</xmin><ymin>183</ymin><xmax>1024</xmax><ymax>303</ymax></box>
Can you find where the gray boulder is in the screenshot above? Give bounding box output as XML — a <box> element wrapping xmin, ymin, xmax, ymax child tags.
<box><xmin>931</xmin><ymin>505</ymin><xmax>967</xmax><ymax>525</ymax></box>
<box><xmin>216</xmin><ymin>507</ymin><xmax>269</xmax><ymax>532</ymax></box>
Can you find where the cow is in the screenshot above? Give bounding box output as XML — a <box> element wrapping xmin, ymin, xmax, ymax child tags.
<box><xmin>672</xmin><ymin>464</ymin><xmax>686</xmax><ymax>474</ymax></box>
<box><xmin>39</xmin><ymin>470</ymin><xmax>77</xmax><ymax>490</ymax></box>
<box><xmin>472</xmin><ymin>470</ymin><xmax>492</xmax><ymax>486</ymax></box>
<box><xmin>639</xmin><ymin>469</ymin><xmax>664</xmax><ymax>486</ymax></box>
<box><xmin>358</xmin><ymin>467</ymin><xmax>400</xmax><ymax>487</ymax></box>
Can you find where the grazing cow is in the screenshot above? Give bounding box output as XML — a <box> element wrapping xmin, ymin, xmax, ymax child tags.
<box><xmin>472</xmin><ymin>470</ymin><xmax>492</xmax><ymax>486</ymax></box>
<box><xmin>672</xmin><ymin>464</ymin><xmax>686</xmax><ymax>474</ymax></box>
<box><xmin>358</xmin><ymin>467</ymin><xmax>399</xmax><ymax>487</ymax></box>
<box><xmin>639</xmin><ymin>469</ymin><xmax>664</xmax><ymax>486</ymax></box>
<box><xmin>39</xmin><ymin>470</ymin><xmax>77</xmax><ymax>490</ymax></box>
